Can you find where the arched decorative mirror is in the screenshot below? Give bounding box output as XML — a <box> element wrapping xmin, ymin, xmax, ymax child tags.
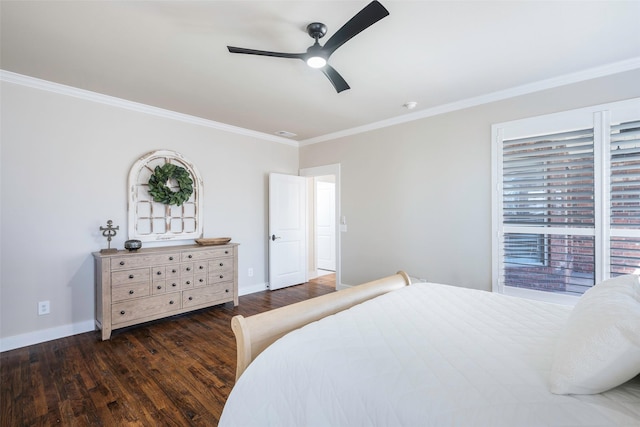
<box><xmin>128</xmin><ymin>150</ymin><xmax>203</xmax><ymax>242</ymax></box>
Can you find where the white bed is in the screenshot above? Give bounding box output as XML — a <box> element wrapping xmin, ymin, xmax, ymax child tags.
<box><xmin>220</xmin><ymin>273</ymin><xmax>640</xmax><ymax>426</ymax></box>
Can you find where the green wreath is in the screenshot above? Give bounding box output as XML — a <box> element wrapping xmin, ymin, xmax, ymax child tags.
<box><xmin>148</xmin><ymin>163</ymin><xmax>194</xmax><ymax>206</ymax></box>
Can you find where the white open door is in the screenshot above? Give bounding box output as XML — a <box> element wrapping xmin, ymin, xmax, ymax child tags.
<box><xmin>269</xmin><ymin>173</ymin><xmax>307</xmax><ymax>290</ymax></box>
<box><xmin>316</xmin><ymin>179</ymin><xmax>336</xmax><ymax>271</ymax></box>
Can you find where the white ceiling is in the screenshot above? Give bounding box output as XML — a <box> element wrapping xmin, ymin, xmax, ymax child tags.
<box><xmin>2</xmin><ymin>1</ymin><xmax>640</xmax><ymax>143</ymax></box>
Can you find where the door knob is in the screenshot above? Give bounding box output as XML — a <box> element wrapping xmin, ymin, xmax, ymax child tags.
<box><xmin>271</xmin><ymin>234</ymin><xmax>281</xmax><ymax>241</ymax></box>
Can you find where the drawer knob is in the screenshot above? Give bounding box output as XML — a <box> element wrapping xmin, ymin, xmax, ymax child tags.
<box><xmin>157</xmin><ymin>285</ymin><xmax>162</xmax><ymax>290</ymax></box>
<box><xmin>219</xmin><ymin>262</ymin><xmax>224</xmax><ymax>267</ymax></box>
<box><xmin>157</xmin><ymin>271</ymin><xmax>162</xmax><ymax>275</ymax></box>
<box><xmin>169</xmin><ymin>256</ymin><xmax>174</xmax><ymax>261</ymax></box>
<box><xmin>188</xmin><ymin>296</ymin><xmax>193</xmax><ymax>301</ymax></box>
<box><xmin>119</xmin><ymin>261</ymin><xmax>125</xmax><ymax>266</ymax></box>
<box><xmin>128</xmin><ymin>274</ymin><xmax>134</xmax><ymax>279</ymax></box>
<box><xmin>186</xmin><ymin>281</ymin><xmax>191</xmax><ymax>285</ymax></box>
<box><xmin>188</xmin><ymin>255</ymin><xmax>193</xmax><ymax>259</ymax></box>
<box><xmin>172</xmin><ymin>283</ymin><xmax>177</xmax><ymax>287</ymax></box>
<box><xmin>199</xmin><ymin>265</ymin><xmax>204</xmax><ymax>270</ymax></box>
<box><xmin>199</xmin><ymin>278</ymin><xmax>204</xmax><ymax>283</ymax></box>
<box><xmin>169</xmin><ymin>300</ymin><xmax>174</xmax><ymax>305</ymax></box>
<box><xmin>186</xmin><ymin>267</ymin><xmax>191</xmax><ymax>271</ymax></box>
<box><xmin>219</xmin><ymin>275</ymin><xmax>224</xmax><ymax>279</ymax></box>
<box><xmin>225</xmin><ymin>250</ymin><xmax>229</xmax><ymax>254</ymax></box>
<box><xmin>225</xmin><ymin>289</ymin><xmax>229</xmax><ymax>293</ymax></box>
<box><xmin>129</xmin><ymin>290</ymin><xmax>134</xmax><ymax>295</ymax></box>
<box><xmin>172</xmin><ymin>269</ymin><xmax>177</xmax><ymax>273</ymax></box>
<box><xmin>120</xmin><ymin>310</ymin><xmax>125</xmax><ymax>315</ymax></box>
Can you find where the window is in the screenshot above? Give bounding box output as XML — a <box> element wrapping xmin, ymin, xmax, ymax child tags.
<box><xmin>492</xmin><ymin>98</ymin><xmax>640</xmax><ymax>303</ymax></box>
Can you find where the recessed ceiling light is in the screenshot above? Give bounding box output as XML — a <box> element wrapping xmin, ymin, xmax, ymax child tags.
<box><xmin>275</xmin><ymin>130</ymin><xmax>297</xmax><ymax>138</ymax></box>
<box><xmin>403</xmin><ymin>101</ymin><xmax>418</xmax><ymax>110</ymax></box>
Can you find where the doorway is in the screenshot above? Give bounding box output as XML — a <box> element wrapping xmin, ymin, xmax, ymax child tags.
<box><xmin>314</xmin><ymin>176</ymin><xmax>336</xmax><ymax>274</ymax></box>
<box><xmin>300</xmin><ymin>164</ymin><xmax>341</xmax><ymax>289</ymax></box>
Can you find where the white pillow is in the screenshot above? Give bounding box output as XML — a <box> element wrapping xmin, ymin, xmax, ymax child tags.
<box><xmin>549</xmin><ymin>274</ymin><xmax>640</xmax><ymax>395</ymax></box>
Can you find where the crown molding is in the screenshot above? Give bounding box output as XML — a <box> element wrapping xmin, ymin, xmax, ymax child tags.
<box><xmin>299</xmin><ymin>56</ymin><xmax>640</xmax><ymax>146</ymax></box>
<box><xmin>4</xmin><ymin>56</ymin><xmax>640</xmax><ymax>149</ymax></box>
<box><xmin>0</xmin><ymin>70</ymin><xmax>298</xmax><ymax>147</ymax></box>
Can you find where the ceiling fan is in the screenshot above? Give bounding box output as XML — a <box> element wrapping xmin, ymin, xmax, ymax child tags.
<box><xmin>227</xmin><ymin>1</ymin><xmax>389</xmax><ymax>93</ymax></box>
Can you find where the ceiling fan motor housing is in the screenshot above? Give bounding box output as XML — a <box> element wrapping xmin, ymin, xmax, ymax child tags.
<box><xmin>306</xmin><ymin>22</ymin><xmax>327</xmax><ymax>40</ymax></box>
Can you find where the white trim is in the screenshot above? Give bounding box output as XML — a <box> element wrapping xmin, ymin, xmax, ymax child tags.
<box><xmin>4</xmin><ymin>57</ymin><xmax>640</xmax><ymax>149</ymax></box>
<box><xmin>336</xmin><ymin>282</ymin><xmax>352</xmax><ymax>291</ymax></box>
<box><xmin>493</xmin><ymin>97</ymin><xmax>640</xmax><ymax>134</ymax></box>
<box><xmin>0</xmin><ymin>70</ymin><xmax>297</xmax><ymax>147</ymax></box>
<box><xmin>595</xmin><ymin>110</ymin><xmax>610</xmax><ymax>282</ymax></box>
<box><xmin>239</xmin><ymin>282</ymin><xmax>269</xmax><ymax>296</ymax></box>
<box><xmin>0</xmin><ymin>320</ymin><xmax>95</xmax><ymax>352</ymax></box>
<box><xmin>300</xmin><ymin>57</ymin><xmax>640</xmax><ymax>146</ymax></box>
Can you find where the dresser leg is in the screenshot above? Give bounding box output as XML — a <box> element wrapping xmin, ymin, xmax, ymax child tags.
<box><xmin>101</xmin><ymin>328</ymin><xmax>112</xmax><ymax>341</ymax></box>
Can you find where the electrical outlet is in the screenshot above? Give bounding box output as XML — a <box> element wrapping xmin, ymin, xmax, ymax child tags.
<box><xmin>38</xmin><ymin>301</ymin><xmax>50</xmax><ymax>315</ymax></box>
<box><xmin>248</xmin><ymin>268</ymin><xmax>254</xmax><ymax>277</ymax></box>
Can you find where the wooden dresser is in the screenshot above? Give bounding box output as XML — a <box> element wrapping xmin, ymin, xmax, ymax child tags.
<box><xmin>93</xmin><ymin>243</ymin><xmax>238</xmax><ymax>340</ymax></box>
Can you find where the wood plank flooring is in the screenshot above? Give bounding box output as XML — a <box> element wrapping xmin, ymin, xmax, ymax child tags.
<box><xmin>1</xmin><ymin>275</ymin><xmax>335</xmax><ymax>427</ymax></box>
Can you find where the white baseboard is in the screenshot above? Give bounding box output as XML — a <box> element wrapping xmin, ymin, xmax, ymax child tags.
<box><xmin>0</xmin><ymin>281</ymin><xmax>312</xmax><ymax>352</ymax></box>
<box><xmin>238</xmin><ymin>282</ymin><xmax>268</xmax><ymax>296</ymax></box>
<box><xmin>0</xmin><ymin>320</ymin><xmax>95</xmax><ymax>352</ymax></box>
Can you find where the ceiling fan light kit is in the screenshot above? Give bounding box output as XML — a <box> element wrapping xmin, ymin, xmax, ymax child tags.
<box><xmin>227</xmin><ymin>1</ymin><xmax>389</xmax><ymax>93</ymax></box>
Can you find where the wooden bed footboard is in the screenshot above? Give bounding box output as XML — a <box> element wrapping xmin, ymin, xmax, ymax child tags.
<box><xmin>231</xmin><ymin>271</ymin><xmax>412</xmax><ymax>380</ymax></box>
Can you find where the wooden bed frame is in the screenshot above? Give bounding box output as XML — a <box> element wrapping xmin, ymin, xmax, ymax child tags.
<box><xmin>231</xmin><ymin>271</ymin><xmax>412</xmax><ymax>380</ymax></box>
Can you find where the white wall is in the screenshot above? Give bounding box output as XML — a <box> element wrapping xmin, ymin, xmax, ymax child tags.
<box><xmin>300</xmin><ymin>69</ymin><xmax>640</xmax><ymax>289</ymax></box>
<box><xmin>0</xmin><ymin>80</ymin><xmax>298</xmax><ymax>350</ymax></box>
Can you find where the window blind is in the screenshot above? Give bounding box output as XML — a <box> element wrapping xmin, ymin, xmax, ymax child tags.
<box><xmin>500</xmin><ymin>127</ymin><xmax>596</xmax><ymax>295</ymax></box>
<box><xmin>610</xmin><ymin>119</ymin><xmax>640</xmax><ymax>276</ymax></box>
<box><xmin>502</xmin><ymin>128</ymin><xmax>595</xmax><ymax>227</ymax></box>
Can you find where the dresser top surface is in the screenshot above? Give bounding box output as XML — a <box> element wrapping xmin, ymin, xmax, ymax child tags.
<box><xmin>93</xmin><ymin>242</ymin><xmax>239</xmax><ymax>258</ymax></box>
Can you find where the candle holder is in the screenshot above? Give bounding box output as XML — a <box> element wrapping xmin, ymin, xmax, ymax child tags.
<box><xmin>100</xmin><ymin>220</ymin><xmax>119</xmax><ymax>253</ymax></box>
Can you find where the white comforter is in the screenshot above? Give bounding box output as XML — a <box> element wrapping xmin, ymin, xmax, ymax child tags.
<box><xmin>219</xmin><ymin>283</ymin><xmax>640</xmax><ymax>426</ymax></box>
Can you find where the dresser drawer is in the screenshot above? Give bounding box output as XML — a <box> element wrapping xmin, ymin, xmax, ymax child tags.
<box><xmin>193</xmin><ymin>274</ymin><xmax>207</xmax><ymax>287</ymax></box>
<box><xmin>181</xmin><ymin>247</ymin><xmax>233</xmax><ymax>261</ymax></box>
<box><xmin>152</xmin><ymin>281</ymin><xmax>166</xmax><ymax>295</ymax></box>
<box><xmin>194</xmin><ymin>262</ymin><xmax>208</xmax><ymax>275</ymax></box>
<box><xmin>152</xmin><ymin>266</ymin><xmax>166</xmax><ymax>282</ymax></box>
<box><xmin>112</xmin><ymin>294</ymin><xmax>181</xmax><ymax>325</ymax></box>
<box><xmin>181</xmin><ymin>276</ymin><xmax>195</xmax><ymax>289</ymax></box>
<box><xmin>112</xmin><ymin>282</ymin><xmax>150</xmax><ymax>302</ymax></box>
<box><xmin>112</xmin><ymin>268</ymin><xmax>150</xmax><ymax>286</ymax></box>
<box><xmin>208</xmin><ymin>261</ymin><xmax>233</xmax><ymax>283</ymax></box>
<box><xmin>166</xmin><ymin>280</ymin><xmax>181</xmax><ymax>293</ymax></box>
<box><xmin>110</xmin><ymin>253</ymin><xmax>181</xmax><ymax>270</ymax></box>
<box><xmin>166</xmin><ymin>266</ymin><xmax>180</xmax><ymax>279</ymax></box>
<box><xmin>183</xmin><ymin>283</ymin><xmax>233</xmax><ymax>308</ymax></box>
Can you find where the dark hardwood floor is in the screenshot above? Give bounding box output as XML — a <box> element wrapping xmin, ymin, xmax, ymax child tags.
<box><xmin>1</xmin><ymin>275</ymin><xmax>335</xmax><ymax>427</ymax></box>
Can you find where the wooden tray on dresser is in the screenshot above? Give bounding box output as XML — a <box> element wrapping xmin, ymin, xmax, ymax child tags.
<box><xmin>195</xmin><ymin>237</ymin><xmax>232</xmax><ymax>246</ymax></box>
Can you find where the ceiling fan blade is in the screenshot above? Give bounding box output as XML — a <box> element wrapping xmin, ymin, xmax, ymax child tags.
<box><xmin>227</xmin><ymin>46</ymin><xmax>303</xmax><ymax>60</ymax></box>
<box><xmin>321</xmin><ymin>1</ymin><xmax>389</xmax><ymax>56</ymax></box>
<box><xmin>321</xmin><ymin>65</ymin><xmax>350</xmax><ymax>93</ymax></box>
